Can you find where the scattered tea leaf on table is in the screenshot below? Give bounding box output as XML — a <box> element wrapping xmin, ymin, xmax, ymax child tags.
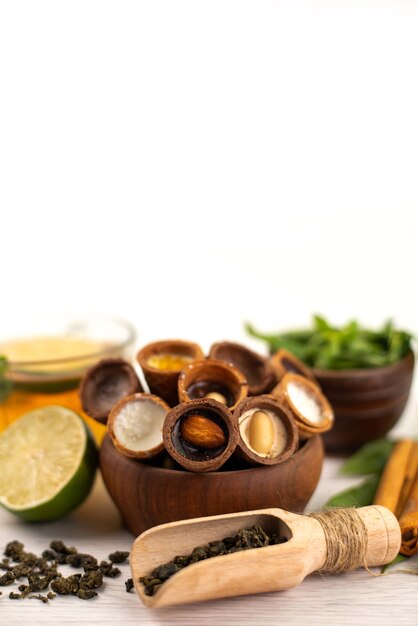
<box><xmin>340</xmin><ymin>439</ymin><xmax>394</xmax><ymax>476</ymax></box>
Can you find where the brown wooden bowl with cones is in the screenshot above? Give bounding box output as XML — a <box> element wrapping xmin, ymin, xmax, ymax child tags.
<box><xmin>100</xmin><ymin>433</ymin><xmax>324</xmax><ymax>535</ymax></box>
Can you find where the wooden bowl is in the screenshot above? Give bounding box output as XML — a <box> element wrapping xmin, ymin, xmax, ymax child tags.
<box><xmin>313</xmin><ymin>350</ymin><xmax>415</xmax><ymax>454</ymax></box>
<box><xmin>100</xmin><ymin>434</ymin><xmax>324</xmax><ymax>536</ymax></box>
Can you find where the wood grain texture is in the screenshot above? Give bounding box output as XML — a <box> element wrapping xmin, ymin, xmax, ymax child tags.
<box><xmin>1</xmin><ymin>460</ymin><xmax>417</xmax><ymax>625</ymax></box>
<box><xmin>100</xmin><ymin>435</ymin><xmax>324</xmax><ymax>535</ymax></box>
<box><xmin>130</xmin><ymin>505</ymin><xmax>400</xmax><ymax>607</ymax></box>
<box><xmin>316</xmin><ymin>351</ymin><xmax>415</xmax><ymax>453</ymax></box>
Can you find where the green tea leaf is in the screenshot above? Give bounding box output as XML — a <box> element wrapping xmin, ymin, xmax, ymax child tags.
<box><xmin>340</xmin><ymin>439</ymin><xmax>394</xmax><ymax>476</ymax></box>
<box><xmin>381</xmin><ymin>553</ymin><xmax>409</xmax><ymax>573</ymax></box>
<box><xmin>325</xmin><ymin>475</ymin><xmax>380</xmax><ymax>508</ymax></box>
<box><xmin>245</xmin><ymin>316</ymin><xmax>413</xmax><ymax>370</ymax></box>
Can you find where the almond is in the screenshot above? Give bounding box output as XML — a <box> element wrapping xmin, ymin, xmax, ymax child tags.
<box><xmin>248</xmin><ymin>410</ymin><xmax>274</xmax><ymax>455</ymax></box>
<box><xmin>180</xmin><ymin>414</ymin><xmax>226</xmax><ymax>449</ymax></box>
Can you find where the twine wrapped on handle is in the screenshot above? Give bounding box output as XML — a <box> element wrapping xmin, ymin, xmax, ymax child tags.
<box><xmin>310</xmin><ymin>508</ymin><xmax>368</xmax><ymax>573</ymax></box>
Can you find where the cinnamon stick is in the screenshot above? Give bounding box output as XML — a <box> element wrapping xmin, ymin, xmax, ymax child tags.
<box><xmin>398</xmin><ymin>447</ymin><xmax>418</xmax><ymax>556</ymax></box>
<box><xmin>395</xmin><ymin>441</ymin><xmax>418</xmax><ymax>518</ymax></box>
<box><xmin>372</xmin><ymin>438</ymin><xmax>418</xmax><ymax>556</ymax></box>
<box><xmin>373</xmin><ymin>439</ymin><xmax>414</xmax><ymax>513</ymax></box>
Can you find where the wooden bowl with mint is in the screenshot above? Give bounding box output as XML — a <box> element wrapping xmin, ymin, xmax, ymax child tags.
<box><xmin>247</xmin><ymin>316</ymin><xmax>415</xmax><ymax>454</ymax></box>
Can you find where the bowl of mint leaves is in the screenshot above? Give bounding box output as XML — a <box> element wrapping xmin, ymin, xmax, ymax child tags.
<box><xmin>247</xmin><ymin>316</ymin><xmax>414</xmax><ymax>454</ymax></box>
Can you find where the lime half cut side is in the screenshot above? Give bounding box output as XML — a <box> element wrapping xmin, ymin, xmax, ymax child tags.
<box><xmin>0</xmin><ymin>406</ymin><xmax>97</xmax><ymax>522</ymax></box>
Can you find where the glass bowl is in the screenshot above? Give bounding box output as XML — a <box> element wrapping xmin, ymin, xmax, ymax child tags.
<box><xmin>0</xmin><ymin>314</ymin><xmax>136</xmax><ymax>385</ymax></box>
<box><xmin>0</xmin><ymin>315</ymin><xmax>136</xmax><ymax>441</ymax></box>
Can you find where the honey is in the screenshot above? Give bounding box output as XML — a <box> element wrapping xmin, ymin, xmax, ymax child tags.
<box><xmin>0</xmin><ymin>386</ymin><xmax>105</xmax><ymax>442</ymax></box>
<box><xmin>147</xmin><ymin>353</ymin><xmax>193</xmax><ymax>371</ymax></box>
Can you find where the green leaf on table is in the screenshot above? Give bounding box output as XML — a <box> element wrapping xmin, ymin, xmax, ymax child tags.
<box><xmin>0</xmin><ymin>356</ymin><xmax>12</xmax><ymax>404</ymax></box>
<box><xmin>381</xmin><ymin>553</ymin><xmax>409</xmax><ymax>573</ymax></box>
<box><xmin>325</xmin><ymin>475</ymin><xmax>380</xmax><ymax>508</ymax></box>
<box><xmin>339</xmin><ymin>439</ymin><xmax>394</xmax><ymax>476</ymax></box>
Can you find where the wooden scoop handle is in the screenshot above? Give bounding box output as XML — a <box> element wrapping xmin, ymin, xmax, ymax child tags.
<box><xmin>355</xmin><ymin>505</ymin><xmax>401</xmax><ymax>567</ymax></box>
<box><xmin>307</xmin><ymin>505</ymin><xmax>401</xmax><ymax>574</ymax></box>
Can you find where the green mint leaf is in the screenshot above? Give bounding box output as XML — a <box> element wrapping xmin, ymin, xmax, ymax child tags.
<box><xmin>313</xmin><ymin>315</ymin><xmax>331</xmax><ymax>333</ymax></box>
<box><xmin>325</xmin><ymin>475</ymin><xmax>380</xmax><ymax>508</ymax></box>
<box><xmin>245</xmin><ymin>317</ymin><xmax>413</xmax><ymax>370</ymax></box>
<box><xmin>340</xmin><ymin>439</ymin><xmax>394</xmax><ymax>476</ymax></box>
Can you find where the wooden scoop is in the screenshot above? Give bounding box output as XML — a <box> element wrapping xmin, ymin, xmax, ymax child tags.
<box><xmin>130</xmin><ymin>505</ymin><xmax>401</xmax><ymax>607</ymax></box>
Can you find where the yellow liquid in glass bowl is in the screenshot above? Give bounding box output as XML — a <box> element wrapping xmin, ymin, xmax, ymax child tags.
<box><xmin>0</xmin><ymin>336</ymin><xmax>115</xmax><ymax>443</ymax></box>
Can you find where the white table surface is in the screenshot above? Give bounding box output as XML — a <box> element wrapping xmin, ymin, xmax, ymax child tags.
<box><xmin>1</xmin><ymin>400</ymin><xmax>417</xmax><ymax>626</ymax></box>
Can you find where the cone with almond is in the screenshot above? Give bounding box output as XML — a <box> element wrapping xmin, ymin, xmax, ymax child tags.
<box><xmin>178</xmin><ymin>358</ymin><xmax>248</xmax><ymax>411</ymax></box>
<box><xmin>162</xmin><ymin>398</ymin><xmax>238</xmax><ymax>472</ymax></box>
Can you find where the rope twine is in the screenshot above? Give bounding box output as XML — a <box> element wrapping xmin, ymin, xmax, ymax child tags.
<box><xmin>309</xmin><ymin>508</ymin><xmax>368</xmax><ymax>573</ymax></box>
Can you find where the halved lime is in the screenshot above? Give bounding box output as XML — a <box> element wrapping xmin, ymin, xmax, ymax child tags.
<box><xmin>0</xmin><ymin>406</ymin><xmax>98</xmax><ymax>522</ymax></box>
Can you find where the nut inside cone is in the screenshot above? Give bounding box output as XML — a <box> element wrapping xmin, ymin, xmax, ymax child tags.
<box><xmin>281</xmin><ymin>374</ymin><xmax>333</xmax><ymax>431</ymax></box>
<box><xmin>238</xmin><ymin>409</ymin><xmax>288</xmax><ymax>459</ymax></box>
<box><xmin>108</xmin><ymin>393</ymin><xmax>170</xmax><ymax>459</ymax></box>
<box><xmin>174</xmin><ymin>409</ymin><xmax>229</xmax><ymax>460</ymax></box>
<box><xmin>233</xmin><ymin>395</ymin><xmax>299</xmax><ymax>466</ymax></box>
<box><xmin>178</xmin><ymin>359</ymin><xmax>248</xmax><ymax>410</ymax></box>
<box><xmin>163</xmin><ymin>398</ymin><xmax>237</xmax><ymax>472</ymax></box>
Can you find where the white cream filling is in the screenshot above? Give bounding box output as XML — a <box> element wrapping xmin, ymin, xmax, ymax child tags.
<box><xmin>113</xmin><ymin>399</ymin><xmax>167</xmax><ymax>452</ymax></box>
<box><xmin>286</xmin><ymin>380</ymin><xmax>324</xmax><ymax>425</ymax></box>
<box><xmin>238</xmin><ymin>408</ymin><xmax>287</xmax><ymax>458</ymax></box>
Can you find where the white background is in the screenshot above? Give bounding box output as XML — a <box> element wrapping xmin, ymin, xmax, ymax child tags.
<box><xmin>1</xmin><ymin>0</ymin><xmax>417</xmax><ymax>348</ymax></box>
